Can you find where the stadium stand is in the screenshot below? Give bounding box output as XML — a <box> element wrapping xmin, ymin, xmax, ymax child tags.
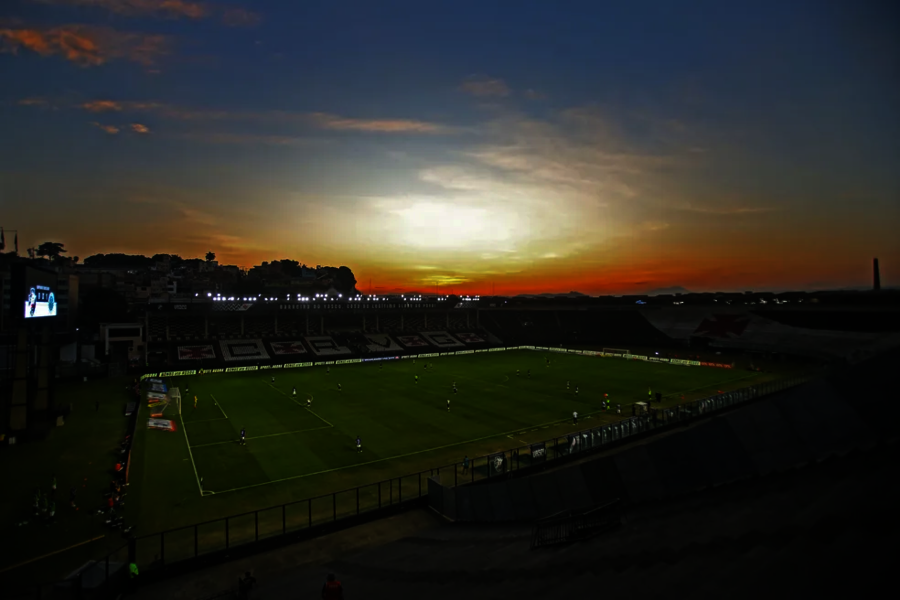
<box><xmin>219</xmin><ymin>339</ymin><xmax>270</xmax><ymax>361</ymax></box>
<box><xmin>360</xmin><ymin>333</ymin><xmax>403</xmax><ymax>353</ymax></box>
<box><xmin>176</xmin><ymin>344</ymin><xmax>217</xmax><ymax>361</ymax></box>
<box><xmin>148</xmin><ymin>315</ymin><xmax>166</xmax><ymax>342</ymax></box>
<box><xmin>378</xmin><ymin>314</ymin><xmax>402</xmax><ymax>332</ymax></box>
<box><xmin>276</xmin><ymin>316</ymin><xmax>303</xmax><ymax>337</ymax></box>
<box><xmin>168</xmin><ymin>316</ymin><xmax>204</xmax><ymax>341</ymax></box>
<box><xmin>304</xmin><ymin>335</ymin><xmax>352</xmax><ymax>356</ymax></box>
<box><xmin>419</xmin><ymin>331</ymin><xmax>465</xmax><ymax>348</ymax></box>
<box><xmin>404</xmin><ymin>314</ymin><xmax>426</xmax><ymax>330</ymax></box>
<box><xmin>325</xmin><ymin>313</ymin><xmax>364</xmax><ymax>331</ymax></box>
<box><xmin>267</xmin><ymin>339</ymin><xmax>310</xmax><ymax>357</ymax></box>
<box><xmin>208</xmin><ymin>317</ymin><xmax>241</xmax><ymax>339</ymax></box>
<box><xmin>244</xmin><ymin>316</ymin><xmax>276</xmax><ymax>337</ymax></box>
<box><xmin>447</xmin><ymin>313</ymin><xmax>469</xmax><ymax>330</ymax></box>
<box><xmin>396</xmin><ymin>333</ymin><xmax>430</xmax><ymax>349</ymax></box>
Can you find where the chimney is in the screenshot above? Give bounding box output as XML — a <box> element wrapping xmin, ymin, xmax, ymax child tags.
<box><xmin>874</xmin><ymin>258</ymin><xmax>881</xmax><ymax>291</ymax></box>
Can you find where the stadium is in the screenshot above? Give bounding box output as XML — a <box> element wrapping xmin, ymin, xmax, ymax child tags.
<box><xmin>3</xmin><ymin>287</ymin><xmax>898</xmax><ymax>599</ymax></box>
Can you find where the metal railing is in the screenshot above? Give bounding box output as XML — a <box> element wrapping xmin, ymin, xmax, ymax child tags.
<box><xmin>10</xmin><ymin>372</ymin><xmax>812</xmax><ymax>599</ymax></box>
<box><xmin>531</xmin><ymin>499</ymin><xmax>622</xmax><ymax>549</ymax></box>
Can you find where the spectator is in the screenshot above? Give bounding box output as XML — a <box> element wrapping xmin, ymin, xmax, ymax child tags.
<box><xmin>238</xmin><ymin>571</ymin><xmax>257</xmax><ymax>599</ymax></box>
<box><xmin>322</xmin><ymin>573</ymin><xmax>343</xmax><ymax>599</ymax></box>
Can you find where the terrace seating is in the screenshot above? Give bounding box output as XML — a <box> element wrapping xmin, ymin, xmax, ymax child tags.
<box><xmin>208</xmin><ymin>317</ymin><xmax>241</xmax><ymax>339</ymax></box>
<box><xmin>404</xmin><ymin>315</ymin><xmax>426</xmax><ymax>330</ymax></box>
<box><xmin>276</xmin><ymin>316</ymin><xmax>303</xmax><ymax>337</ymax></box>
<box><xmin>377</xmin><ymin>315</ymin><xmax>402</xmax><ymax>332</ymax></box>
<box><xmin>168</xmin><ymin>316</ymin><xmax>204</xmax><ymax>341</ymax></box>
<box><xmin>448</xmin><ymin>313</ymin><xmax>469</xmax><ymax>330</ymax></box>
<box><xmin>218</xmin><ymin>338</ymin><xmax>269</xmax><ymax>361</ymax></box>
<box><xmin>148</xmin><ymin>315</ymin><xmax>166</xmax><ymax>342</ymax></box>
<box><xmin>325</xmin><ymin>313</ymin><xmax>363</xmax><ymax>331</ymax></box>
<box><xmin>244</xmin><ymin>316</ymin><xmax>276</xmax><ymax>337</ymax></box>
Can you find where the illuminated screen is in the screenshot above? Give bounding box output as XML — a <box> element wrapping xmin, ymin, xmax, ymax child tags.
<box><xmin>24</xmin><ymin>284</ymin><xmax>57</xmax><ymax>319</ymax></box>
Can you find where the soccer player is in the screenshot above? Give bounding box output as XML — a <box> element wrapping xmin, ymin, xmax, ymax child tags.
<box><xmin>516</xmin><ymin>369</ymin><xmax>520</xmax><ymax>377</ymax></box>
<box><xmin>271</xmin><ymin>376</ymin><xmax>275</xmax><ymax>384</ymax></box>
<box><xmin>462</xmin><ymin>455</ymin><xmax>469</xmax><ymax>473</ymax></box>
<box><xmin>447</xmin><ymin>399</ymin><xmax>450</xmax><ymax>411</ymax></box>
<box><xmin>545</xmin><ymin>357</ymin><xmax>550</xmax><ymax>367</ymax></box>
<box><xmin>453</xmin><ymin>385</ymin><xmax>457</xmax><ymax>394</ymax></box>
<box><xmin>648</xmin><ymin>387</ymin><xmax>652</xmax><ymax>402</ymax></box>
<box><xmin>575</xmin><ymin>386</ymin><xmax>579</xmax><ymax>396</ymax></box>
<box><xmin>415</xmin><ymin>375</ymin><xmax>418</xmax><ymax>384</ymax></box>
<box><xmin>194</xmin><ymin>395</ymin><xmax>198</xmax><ymax>409</ymax></box>
<box><xmin>527</xmin><ymin>369</ymin><xmax>531</xmax><ymax>378</ymax></box>
<box><xmin>573</xmin><ymin>411</ymin><xmax>578</xmax><ymax>425</ymax></box>
<box><xmin>240</xmin><ymin>428</ymin><xmax>246</xmax><ymax>445</ymax></box>
<box><xmin>327</xmin><ymin>366</ymin><xmax>330</xmax><ymax>374</ymax></box>
<box><xmin>617</xmin><ymin>403</ymin><xmax>621</xmax><ymax>415</ymax></box>
<box><xmin>566</xmin><ymin>380</ymin><xmax>570</xmax><ymax>390</ymax></box>
<box><xmin>356</xmin><ymin>435</ymin><xmax>362</xmax><ymax>453</ymax></box>
<box><xmin>307</xmin><ymin>396</ymin><xmax>311</xmax><ymax>407</ymax></box>
<box><xmin>424</xmin><ymin>364</ymin><xmax>428</xmax><ymax>370</ymax></box>
<box><xmin>337</xmin><ymin>383</ymin><xmax>342</xmax><ymax>392</ymax></box>
<box><xmin>292</xmin><ymin>386</ymin><xmax>297</xmax><ymax>397</ymax></box>
<box><xmin>185</xmin><ymin>385</ymin><xmax>189</xmax><ymax>394</ymax></box>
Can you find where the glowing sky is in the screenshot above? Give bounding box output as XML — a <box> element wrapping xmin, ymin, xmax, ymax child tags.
<box><xmin>2</xmin><ymin>0</ymin><xmax>898</xmax><ymax>294</ymax></box>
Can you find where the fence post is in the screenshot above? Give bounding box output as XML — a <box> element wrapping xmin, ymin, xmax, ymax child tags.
<box><xmin>308</xmin><ymin>499</ymin><xmax>311</xmax><ymax>528</ymax></box>
<box><xmin>455</xmin><ymin>464</ymin><xmax>458</xmax><ymax>486</ymax></box>
<box><xmin>472</xmin><ymin>458</ymin><xmax>475</xmax><ymax>482</ymax></box>
<box><xmin>225</xmin><ymin>518</ymin><xmax>229</xmax><ymax>549</ymax></box>
<box><xmin>282</xmin><ymin>505</ymin><xmax>286</xmax><ymax>535</ymax></box>
<box><xmin>195</xmin><ymin>524</ymin><xmax>198</xmax><ymax>556</ymax></box>
<box><xmin>390</xmin><ymin>479</ymin><xmax>393</xmax><ymax>505</ymax></box>
<box><xmin>378</xmin><ymin>482</ymin><xmax>381</xmax><ymax>508</ymax></box>
<box><xmin>357</xmin><ymin>487</ymin><xmax>360</xmax><ymax>515</ymax></box>
<box><xmin>399</xmin><ymin>477</ymin><xmax>402</xmax><ymax>504</ymax></box>
<box><xmin>333</xmin><ymin>493</ymin><xmax>336</xmax><ymax>521</ymax></box>
<box><xmin>255</xmin><ymin>511</ymin><xmax>259</xmax><ymax>541</ymax></box>
<box><xmin>419</xmin><ymin>472</ymin><xmax>422</xmax><ymax>497</ymax></box>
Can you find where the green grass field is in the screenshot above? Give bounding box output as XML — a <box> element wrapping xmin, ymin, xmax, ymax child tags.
<box><xmin>2</xmin><ymin>348</ymin><xmax>796</xmax><ymax>585</ymax></box>
<box><xmin>133</xmin><ymin>350</ymin><xmax>781</xmax><ymax>534</ymax></box>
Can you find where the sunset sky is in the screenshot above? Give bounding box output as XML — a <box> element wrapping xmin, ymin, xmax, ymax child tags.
<box><xmin>2</xmin><ymin>0</ymin><xmax>898</xmax><ymax>295</ymax></box>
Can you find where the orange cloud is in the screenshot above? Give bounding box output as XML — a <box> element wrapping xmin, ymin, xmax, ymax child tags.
<box><xmin>307</xmin><ymin>112</ymin><xmax>447</xmax><ymax>133</ymax></box>
<box><xmin>90</xmin><ymin>121</ymin><xmax>120</xmax><ymax>134</ymax></box>
<box><xmin>0</xmin><ymin>25</ymin><xmax>172</xmax><ymax>66</ymax></box>
<box><xmin>459</xmin><ymin>75</ymin><xmax>510</xmax><ymax>97</ymax></box>
<box><xmin>81</xmin><ymin>99</ymin><xmax>123</xmax><ymax>112</ymax></box>
<box><xmin>130</xmin><ymin>123</ymin><xmax>150</xmax><ymax>133</ymax></box>
<box><xmin>18</xmin><ymin>97</ymin><xmax>50</xmax><ymax>107</ymax></box>
<box><xmin>30</xmin><ymin>0</ymin><xmax>260</xmax><ymax>26</ymax></box>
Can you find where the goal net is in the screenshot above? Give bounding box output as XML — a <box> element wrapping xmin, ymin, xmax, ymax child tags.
<box><xmin>602</xmin><ymin>348</ymin><xmax>631</xmax><ymax>355</ymax></box>
<box><xmin>167</xmin><ymin>387</ymin><xmax>182</xmax><ymax>416</ymax></box>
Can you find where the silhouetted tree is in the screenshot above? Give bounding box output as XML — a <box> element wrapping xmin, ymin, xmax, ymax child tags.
<box><xmin>205</xmin><ymin>251</ymin><xmax>216</xmax><ymax>263</ymax></box>
<box><xmin>36</xmin><ymin>241</ymin><xmax>67</xmax><ymax>262</ymax></box>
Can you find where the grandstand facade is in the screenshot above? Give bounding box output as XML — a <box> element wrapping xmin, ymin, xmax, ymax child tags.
<box><xmin>141</xmin><ymin>296</ymin><xmax>900</xmax><ymax>370</ymax></box>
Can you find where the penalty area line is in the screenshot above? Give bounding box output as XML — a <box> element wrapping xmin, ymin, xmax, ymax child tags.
<box><xmin>261</xmin><ymin>379</ymin><xmax>333</xmax><ymax>427</ymax></box>
<box><xmin>210</xmin><ymin>394</ymin><xmax>228</xmax><ymax>419</ymax></box>
<box><xmin>179</xmin><ymin>414</ymin><xmax>204</xmax><ymax>496</ymax></box>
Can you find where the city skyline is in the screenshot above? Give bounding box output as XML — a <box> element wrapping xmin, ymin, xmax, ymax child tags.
<box><xmin>2</xmin><ymin>0</ymin><xmax>898</xmax><ymax>295</ymax></box>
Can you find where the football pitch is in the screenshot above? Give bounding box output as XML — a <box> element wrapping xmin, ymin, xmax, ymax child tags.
<box><xmin>132</xmin><ymin>349</ymin><xmax>779</xmax><ymax>534</ymax></box>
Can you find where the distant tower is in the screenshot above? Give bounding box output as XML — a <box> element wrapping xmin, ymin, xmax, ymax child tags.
<box><xmin>874</xmin><ymin>258</ymin><xmax>881</xmax><ymax>291</ymax></box>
